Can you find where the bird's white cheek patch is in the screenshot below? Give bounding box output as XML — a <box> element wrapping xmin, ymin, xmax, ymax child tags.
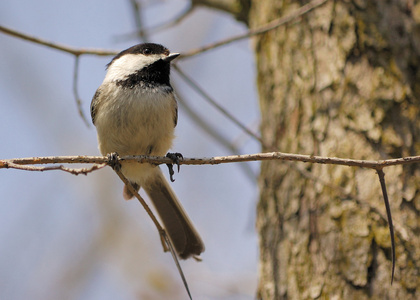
<box><xmin>104</xmin><ymin>54</ymin><xmax>164</xmax><ymax>83</ymax></box>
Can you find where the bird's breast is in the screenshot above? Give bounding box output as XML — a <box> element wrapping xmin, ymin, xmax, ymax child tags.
<box><xmin>95</xmin><ymin>86</ymin><xmax>176</xmax><ymax>157</ymax></box>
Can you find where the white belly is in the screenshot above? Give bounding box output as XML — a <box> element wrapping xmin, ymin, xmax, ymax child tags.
<box><xmin>95</xmin><ymin>85</ymin><xmax>176</xmax><ymax>183</ymax></box>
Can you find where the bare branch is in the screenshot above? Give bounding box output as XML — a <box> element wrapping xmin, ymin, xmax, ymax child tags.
<box><xmin>0</xmin><ymin>156</ymin><xmax>107</xmax><ymax>167</ymax></box>
<box><xmin>147</xmin><ymin>4</ymin><xmax>194</xmax><ymax>34</ymax></box>
<box><xmin>0</xmin><ymin>25</ymin><xmax>117</xmax><ymax>56</ymax></box>
<box><xmin>192</xmin><ymin>0</ymin><xmax>239</xmax><ymax>15</ymax></box>
<box><xmin>173</xmin><ymin>64</ymin><xmax>264</xmax><ymax>145</ymax></box>
<box><xmin>192</xmin><ymin>0</ymin><xmax>250</xmax><ymax>24</ymax></box>
<box><xmin>72</xmin><ymin>56</ymin><xmax>91</xmax><ymax>127</ymax></box>
<box><xmin>181</xmin><ymin>0</ymin><xmax>329</xmax><ymax>58</ymax></box>
<box><xmin>1</xmin><ymin>150</ymin><xmax>410</xmax><ymax>285</ymax></box>
<box><xmin>175</xmin><ymin>87</ymin><xmax>257</xmax><ymax>182</ymax></box>
<box><xmin>128</xmin><ymin>0</ymin><xmax>149</xmax><ymax>42</ymax></box>
<box><xmin>2</xmin><ymin>152</ymin><xmax>420</xmax><ymax>170</ymax></box>
<box><xmin>376</xmin><ymin>168</ymin><xmax>396</xmax><ymax>284</ymax></box>
<box><xmin>113</xmin><ymin>165</ymin><xmax>193</xmax><ymax>299</ymax></box>
<box><xmin>1</xmin><ymin>0</ymin><xmax>328</xmax><ymax>60</ymax></box>
<box><xmin>113</xmin><ymin>167</ymin><xmax>164</xmax><ymax>232</ymax></box>
<box><xmin>3</xmin><ymin>160</ymin><xmax>107</xmax><ymax>175</ymax></box>
<box><xmin>162</xmin><ymin>232</ymin><xmax>193</xmax><ymax>300</ymax></box>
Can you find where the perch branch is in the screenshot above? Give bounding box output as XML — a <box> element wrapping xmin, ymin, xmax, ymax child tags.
<box><xmin>2</xmin><ymin>152</ymin><xmax>420</xmax><ymax>169</ymax></box>
<box><xmin>1</xmin><ymin>150</ymin><xmax>411</xmax><ymax>284</ymax></box>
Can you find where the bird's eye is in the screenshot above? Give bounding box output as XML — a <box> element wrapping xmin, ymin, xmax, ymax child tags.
<box><xmin>143</xmin><ymin>48</ymin><xmax>151</xmax><ymax>55</ymax></box>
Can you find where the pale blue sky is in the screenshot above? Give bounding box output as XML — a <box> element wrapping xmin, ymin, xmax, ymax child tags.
<box><xmin>0</xmin><ymin>1</ymin><xmax>260</xmax><ymax>299</ymax></box>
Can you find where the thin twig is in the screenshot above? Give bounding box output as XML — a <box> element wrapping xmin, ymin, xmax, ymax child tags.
<box><xmin>175</xmin><ymin>87</ymin><xmax>257</xmax><ymax>182</ymax></box>
<box><xmin>113</xmin><ymin>165</ymin><xmax>192</xmax><ymax>299</ymax></box>
<box><xmin>128</xmin><ymin>0</ymin><xmax>149</xmax><ymax>42</ymax></box>
<box><xmin>2</xmin><ymin>161</ymin><xmax>107</xmax><ymax>175</ymax></box>
<box><xmin>0</xmin><ymin>25</ymin><xmax>117</xmax><ymax>56</ymax></box>
<box><xmin>148</xmin><ymin>4</ymin><xmax>194</xmax><ymax>34</ymax></box>
<box><xmin>173</xmin><ymin>64</ymin><xmax>264</xmax><ymax>145</ymax></box>
<box><xmin>72</xmin><ymin>56</ymin><xmax>91</xmax><ymax>127</ymax></box>
<box><xmin>163</xmin><ymin>233</ymin><xmax>193</xmax><ymax>300</ymax></box>
<box><xmin>180</xmin><ymin>0</ymin><xmax>330</xmax><ymax>58</ymax></box>
<box><xmin>118</xmin><ymin>3</ymin><xmax>195</xmax><ymax>41</ymax></box>
<box><xmin>113</xmin><ymin>167</ymin><xmax>164</xmax><ymax>232</ymax></box>
<box><xmin>376</xmin><ymin>168</ymin><xmax>396</xmax><ymax>284</ymax></box>
<box><xmin>1</xmin><ymin>0</ymin><xmax>328</xmax><ymax>60</ymax></box>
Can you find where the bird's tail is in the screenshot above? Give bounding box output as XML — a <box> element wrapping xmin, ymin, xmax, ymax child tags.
<box><xmin>140</xmin><ymin>168</ymin><xmax>205</xmax><ymax>259</ymax></box>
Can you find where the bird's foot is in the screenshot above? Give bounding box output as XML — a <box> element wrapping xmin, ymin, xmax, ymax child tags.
<box><xmin>166</xmin><ymin>152</ymin><xmax>183</xmax><ymax>182</ymax></box>
<box><xmin>107</xmin><ymin>152</ymin><xmax>121</xmax><ymax>171</ymax></box>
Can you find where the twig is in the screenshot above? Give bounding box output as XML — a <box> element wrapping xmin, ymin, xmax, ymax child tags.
<box><xmin>128</xmin><ymin>0</ymin><xmax>149</xmax><ymax>42</ymax></box>
<box><xmin>163</xmin><ymin>232</ymin><xmax>193</xmax><ymax>300</ymax></box>
<box><xmin>376</xmin><ymin>168</ymin><xmax>396</xmax><ymax>284</ymax></box>
<box><xmin>2</xmin><ymin>160</ymin><xmax>107</xmax><ymax>175</ymax></box>
<box><xmin>180</xmin><ymin>0</ymin><xmax>330</xmax><ymax>58</ymax></box>
<box><xmin>113</xmin><ymin>167</ymin><xmax>164</xmax><ymax>233</ymax></box>
<box><xmin>113</xmin><ymin>165</ymin><xmax>193</xmax><ymax>299</ymax></box>
<box><xmin>0</xmin><ymin>25</ymin><xmax>117</xmax><ymax>56</ymax></box>
<box><xmin>117</xmin><ymin>4</ymin><xmax>194</xmax><ymax>41</ymax></box>
<box><xmin>147</xmin><ymin>4</ymin><xmax>194</xmax><ymax>34</ymax></box>
<box><xmin>1</xmin><ymin>0</ymin><xmax>328</xmax><ymax>60</ymax></box>
<box><xmin>175</xmin><ymin>87</ymin><xmax>257</xmax><ymax>182</ymax></box>
<box><xmin>173</xmin><ymin>65</ymin><xmax>264</xmax><ymax>145</ymax></box>
<box><xmin>72</xmin><ymin>56</ymin><xmax>91</xmax><ymax>127</ymax></box>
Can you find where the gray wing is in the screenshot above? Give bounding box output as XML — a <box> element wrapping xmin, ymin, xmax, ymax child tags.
<box><xmin>90</xmin><ymin>89</ymin><xmax>101</xmax><ymax>125</ymax></box>
<box><xmin>173</xmin><ymin>94</ymin><xmax>178</xmax><ymax>127</ymax></box>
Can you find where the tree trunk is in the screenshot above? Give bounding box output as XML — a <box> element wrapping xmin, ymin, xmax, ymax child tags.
<box><xmin>249</xmin><ymin>0</ymin><xmax>420</xmax><ymax>298</ymax></box>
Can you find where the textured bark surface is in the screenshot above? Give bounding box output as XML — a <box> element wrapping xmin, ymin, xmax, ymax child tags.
<box><xmin>250</xmin><ymin>0</ymin><xmax>420</xmax><ymax>299</ymax></box>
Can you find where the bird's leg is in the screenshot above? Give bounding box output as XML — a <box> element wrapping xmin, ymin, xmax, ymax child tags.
<box><xmin>107</xmin><ymin>152</ymin><xmax>121</xmax><ymax>171</ymax></box>
<box><xmin>165</xmin><ymin>152</ymin><xmax>183</xmax><ymax>182</ymax></box>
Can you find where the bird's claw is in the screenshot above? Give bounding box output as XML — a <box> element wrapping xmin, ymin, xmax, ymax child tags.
<box><xmin>166</xmin><ymin>152</ymin><xmax>183</xmax><ymax>182</ymax></box>
<box><xmin>107</xmin><ymin>152</ymin><xmax>121</xmax><ymax>171</ymax></box>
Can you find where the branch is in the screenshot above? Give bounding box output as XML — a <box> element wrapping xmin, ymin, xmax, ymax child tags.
<box><xmin>0</xmin><ymin>25</ymin><xmax>117</xmax><ymax>56</ymax></box>
<box><xmin>173</xmin><ymin>64</ymin><xmax>264</xmax><ymax>145</ymax></box>
<box><xmin>144</xmin><ymin>3</ymin><xmax>194</xmax><ymax>35</ymax></box>
<box><xmin>2</xmin><ymin>160</ymin><xmax>107</xmax><ymax>175</ymax></box>
<box><xmin>2</xmin><ymin>152</ymin><xmax>420</xmax><ymax>169</ymax></box>
<box><xmin>376</xmin><ymin>168</ymin><xmax>396</xmax><ymax>285</ymax></box>
<box><xmin>0</xmin><ymin>0</ymin><xmax>328</xmax><ymax>59</ymax></box>
<box><xmin>174</xmin><ymin>85</ymin><xmax>258</xmax><ymax>182</ymax></box>
<box><xmin>192</xmin><ymin>0</ymin><xmax>249</xmax><ymax>24</ymax></box>
<box><xmin>1</xmin><ymin>151</ymin><xmax>409</xmax><ymax>284</ymax></box>
<box><xmin>113</xmin><ymin>166</ymin><xmax>193</xmax><ymax>300</ymax></box>
<box><xmin>72</xmin><ymin>56</ymin><xmax>91</xmax><ymax>127</ymax></box>
<box><xmin>181</xmin><ymin>0</ymin><xmax>330</xmax><ymax>58</ymax></box>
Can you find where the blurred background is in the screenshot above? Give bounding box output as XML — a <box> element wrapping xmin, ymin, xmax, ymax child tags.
<box><xmin>0</xmin><ymin>0</ymin><xmax>261</xmax><ymax>299</ymax></box>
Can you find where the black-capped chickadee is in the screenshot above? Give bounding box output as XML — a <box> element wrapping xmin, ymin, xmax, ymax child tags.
<box><xmin>91</xmin><ymin>43</ymin><xmax>204</xmax><ymax>259</ymax></box>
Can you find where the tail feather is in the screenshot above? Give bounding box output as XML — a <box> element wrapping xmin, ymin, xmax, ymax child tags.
<box><xmin>142</xmin><ymin>168</ymin><xmax>205</xmax><ymax>259</ymax></box>
<box><xmin>123</xmin><ymin>182</ymin><xmax>140</xmax><ymax>200</ymax></box>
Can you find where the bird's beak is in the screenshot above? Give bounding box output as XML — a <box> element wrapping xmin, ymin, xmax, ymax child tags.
<box><xmin>163</xmin><ymin>53</ymin><xmax>180</xmax><ymax>62</ymax></box>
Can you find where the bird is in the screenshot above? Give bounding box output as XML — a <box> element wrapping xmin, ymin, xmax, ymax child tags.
<box><xmin>90</xmin><ymin>43</ymin><xmax>205</xmax><ymax>259</ymax></box>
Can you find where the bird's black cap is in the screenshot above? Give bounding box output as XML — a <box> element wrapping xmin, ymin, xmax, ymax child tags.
<box><xmin>107</xmin><ymin>43</ymin><xmax>170</xmax><ymax>68</ymax></box>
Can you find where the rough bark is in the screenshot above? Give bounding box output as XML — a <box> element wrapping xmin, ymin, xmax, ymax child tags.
<box><xmin>249</xmin><ymin>0</ymin><xmax>420</xmax><ymax>299</ymax></box>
